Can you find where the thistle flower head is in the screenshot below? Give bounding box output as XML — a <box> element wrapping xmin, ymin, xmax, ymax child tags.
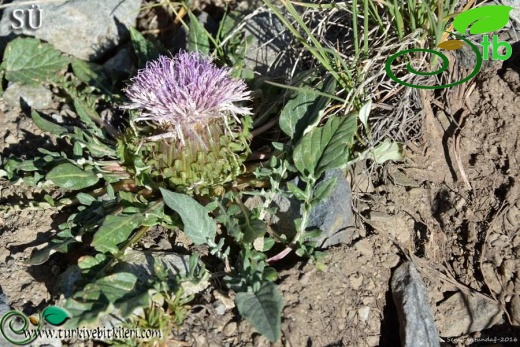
<box><xmin>123</xmin><ymin>52</ymin><xmax>252</xmax><ymax>146</ymax></box>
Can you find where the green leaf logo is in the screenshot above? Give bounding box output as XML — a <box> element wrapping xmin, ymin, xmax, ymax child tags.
<box><xmin>453</xmin><ymin>5</ymin><xmax>513</xmax><ymax>35</ymax></box>
<box><xmin>42</xmin><ymin>306</ymin><xmax>70</xmax><ymax>326</ymax></box>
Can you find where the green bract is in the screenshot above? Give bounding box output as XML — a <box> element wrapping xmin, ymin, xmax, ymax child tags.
<box><xmin>117</xmin><ymin>116</ymin><xmax>251</xmax><ymax>195</ymax></box>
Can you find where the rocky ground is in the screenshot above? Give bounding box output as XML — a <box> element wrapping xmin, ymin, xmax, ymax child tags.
<box><xmin>1</xmin><ymin>0</ymin><xmax>520</xmax><ymax>346</ymax></box>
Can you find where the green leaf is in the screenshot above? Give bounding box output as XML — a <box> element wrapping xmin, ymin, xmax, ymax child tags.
<box><xmin>71</xmin><ymin>59</ymin><xmax>110</xmax><ymax>91</ymax></box>
<box><xmin>73</xmin><ymin>98</ymin><xmax>104</xmax><ymax>137</ymax></box>
<box><xmin>312</xmin><ymin>176</ymin><xmax>337</xmax><ymax>205</ymax></box>
<box><xmin>235</xmin><ymin>282</ymin><xmax>283</xmax><ymax>342</ymax></box>
<box><xmin>78</xmin><ymin>254</ymin><xmax>106</xmax><ymax>270</ymax></box>
<box><xmin>218</xmin><ymin>10</ymin><xmax>241</xmax><ymax>39</ymax></box>
<box><xmin>369</xmin><ymin>139</ymin><xmax>404</xmax><ymax>164</ymax></box>
<box><xmin>4</xmin><ymin>38</ymin><xmax>69</xmax><ymax>85</ymax></box>
<box><xmin>358</xmin><ymin>100</ymin><xmax>372</xmax><ymax>131</ymax></box>
<box><xmin>26</xmin><ymin>238</ymin><xmax>77</xmax><ymax>265</ymax></box>
<box><xmin>42</xmin><ymin>306</ymin><xmax>70</xmax><ymax>326</ymax></box>
<box><xmin>279</xmin><ymin>89</ymin><xmax>316</xmax><ymax>139</ymax></box>
<box><xmin>262</xmin><ymin>237</ymin><xmax>275</xmax><ymax>251</ymax></box>
<box><xmin>160</xmin><ymin>188</ymin><xmax>216</xmax><ymax>245</ymax></box>
<box><xmin>129</xmin><ymin>26</ymin><xmax>159</xmax><ymax>68</ymax></box>
<box><xmin>17</xmin><ymin>159</ymin><xmax>38</xmax><ymax>172</ymax></box>
<box><xmin>453</xmin><ymin>5</ymin><xmax>513</xmax><ymax>35</ymax></box>
<box><xmin>64</xmin><ymin>273</ymin><xmax>151</xmax><ymax>328</ymax></box>
<box><xmin>287</xmin><ymin>181</ymin><xmax>306</xmax><ymax>201</ymax></box>
<box><xmin>241</xmin><ymin>218</ymin><xmax>267</xmax><ymax>244</ymax></box>
<box><xmin>46</xmin><ymin>163</ymin><xmax>99</xmax><ymax>190</ymax></box>
<box><xmin>75</xmin><ymin>128</ymin><xmax>115</xmax><ymax>157</ymax></box>
<box><xmin>73</xmin><ymin>141</ymin><xmax>83</xmax><ymax>157</ymax></box>
<box><xmin>187</xmin><ymin>11</ymin><xmax>210</xmax><ymax>54</ymax></box>
<box><xmin>293</xmin><ymin>114</ymin><xmax>357</xmax><ymax>179</ymax></box>
<box><xmin>91</xmin><ymin>214</ymin><xmax>144</xmax><ymax>254</ymax></box>
<box><xmin>263</xmin><ymin>267</ymin><xmax>278</xmax><ymax>281</ymax></box>
<box><xmin>76</xmin><ymin>192</ymin><xmax>96</xmax><ymax>206</ymax></box>
<box><xmin>279</xmin><ymin>76</ymin><xmax>336</xmax><ymax>141</ymax></box>
<box><xmin>31</xmin><ymin>110</ymin><xmax>67</xmax><ymax>136</ymax></box>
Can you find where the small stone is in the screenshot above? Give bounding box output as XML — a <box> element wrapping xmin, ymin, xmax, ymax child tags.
<box><xmin>366</xmin><ymin>279</ymin><xmax>376</xmax><ymax>291</ymax></box>
<box><xmin>358</xmin><ymin>306</ymin><xmax>370</xmax><ymax>323</ymax></box>
<box><xmin>51</xmin><ymin>113</ymin><xmax>64</xmax><ymax>124</ymax></box>
<box><xmin>481</xmin><ymin>262</ymin><xmax>503</xmax><ymax>295</ymax></box>
<box><xmin>223</xmin><ymin>321</ymin><xmax>237</xmax><ymax>336</ymax></box>
<box><xmin>3</xmin><ymin>82</ymin><xmax>53</xmax><ymax>111</ymax></box>
<box><xmin>383</xmin><ymin>253</ymin><xmax>401</xmax><ymax>269</ymax></box>
<box><xmin>214</xmin><ymin>301</ymin><xmax>227</xmax><ymax>316</ymax></box>
<box><xmin>510</xmin><ymin>294</ymin><xmax>520</xmax><ymax>326</ymax></box>
<box><xmin>4</xmin><ymin>133</ymin><xmax>17</xmax><ymax>145</ymax></box>
<box><xmin>436</xmin><ymin>292</ymin><xmax>503</xmax><ymax>337</ymax></box>
<box><xmin>157</xmin><ymin>238</ymin><xmax>173</xmax><ymax>250</ymax></box>
<box><xmin>349</xmin><ymin>273</ymin><xmax>363</xmax><ymax>290</ymax></box>
<box><xmin>354</xmin><ymin>238</ymin><xmax>374</xmax><ymax>259</ymax></box>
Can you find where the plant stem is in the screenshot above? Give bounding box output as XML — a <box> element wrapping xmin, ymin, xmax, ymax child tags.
<box><xmin>267</xmin><ymin>176</ymin><xmax>315</xmax><ymax>263</ymax></box>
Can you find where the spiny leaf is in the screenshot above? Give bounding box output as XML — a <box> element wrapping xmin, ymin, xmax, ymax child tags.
<box><xmin>453</xmin><ymin>5</ymin><xmax>513</xmax><ymax>35</ymax></box>
<box><xmin>437</xmin><ymin>40</ymin><xmax>464</xmax><ymax>51</ymax></box>
<box><xmin>31</xmin><ymin>110</ymin><xmax>67</xmax><ymax>136</ymax></box>
<box><xmin>71</xmin><ymin>59</ymin><xmax>110</xmax><ymax>91</ymax></box>
<box><xmin>187</xmin><ymin>11</ymin><xmax>210</xmax><ymax>54</ymax></box>
<box><xmin>129</xmin><ymin>26</ymin><xmax>159</xmax><ymax>68</ymax></box>
<box><xmin>73</xmin><ymin>98</ymin><xmax>104</xmax><ymax>137</ymax></box>
<box><xmin>91</xmin><ymin>214</ymin><xmax>144</xmax><ymax>254</ymax></box>
<box><xmin>160</xmin><ymin>188</ymin><xmax>216</xmax><ymax>245</ymax></box>
<box><xmin>293</xmin><ymin>114</ymin><xmax>357</xmax><ymax>179</ymax></box>
<box><xmin>46</xmin><ymin>163</ymin><xmax>99</xmax><ymax>190</ymax></box>
<box><xmin>42</xmin><ymin>306</ymin><xmax>70</xmax><ymax>326</ymax></box>
<box><xmin>3</xmin><ymin>37</ymin><xmax>69</xmax><ymax>85</ymax></box>
<box><xmin>235</xmin><ymin>282</ymin><xmax>283</xmax><ymax>342</ymax></box>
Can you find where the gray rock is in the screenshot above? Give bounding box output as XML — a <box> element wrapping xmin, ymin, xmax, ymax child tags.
<box><xmin>269</xmin><ymin>169</ymin><xmax>354</xmax><ymax>248</ymax></box>
<box><xmin>391</xmin><ymin>261</ymin><xmax>440</xmax><ymax>347</ymax></box>
<box><xmin>0</xmin><ymin>291</ymin><xmax>11</xmax><ymax>347</ymax></box>
<box><xmin>435</xmin><ymin>291</ymin><xmax>503</xmax><ymax>337</ymax></box>
<box><xmin>55</xmin><ymin>265</ymin><xmax>83</xmax><ymax>298</ymax></box>
<box><xmin>511</xmin><ymin>294</ymin><xmax>520</xmax><ymax>326</ymax></box>
<box><xmin>103</xmin><ymin>46</ymin><xmax>134</xmax><ymax>77</ymax></box>
<box><xmin>3</xmin><ymin>82</ymin><xmax>53</xmax><ymax>110</ymax></box>
<box><xmin>0</xmin><ymin>0</ymin><xmax>143</xmax><ymax>61</ymax></box>
<box><xmin>0</xmin><ymin>292</ymin><xmax>9</xmax><ymax>317</ymax></box>
<box><xmin>242</xmin><ymin>12</ymin><xmax>292</xmax><ymax>77</ymax></box>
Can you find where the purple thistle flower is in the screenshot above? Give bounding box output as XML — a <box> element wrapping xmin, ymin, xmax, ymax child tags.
<box><xmin>123</xmin><ymin>52</ymin><xmax>252</xmax><ymax>146</ymax></box>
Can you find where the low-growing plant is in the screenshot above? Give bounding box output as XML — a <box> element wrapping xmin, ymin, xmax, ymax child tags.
<box><xmin>0</xmin><ymin>3</ymin><xmax>404</xmax><ymax>344</ymax></box>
